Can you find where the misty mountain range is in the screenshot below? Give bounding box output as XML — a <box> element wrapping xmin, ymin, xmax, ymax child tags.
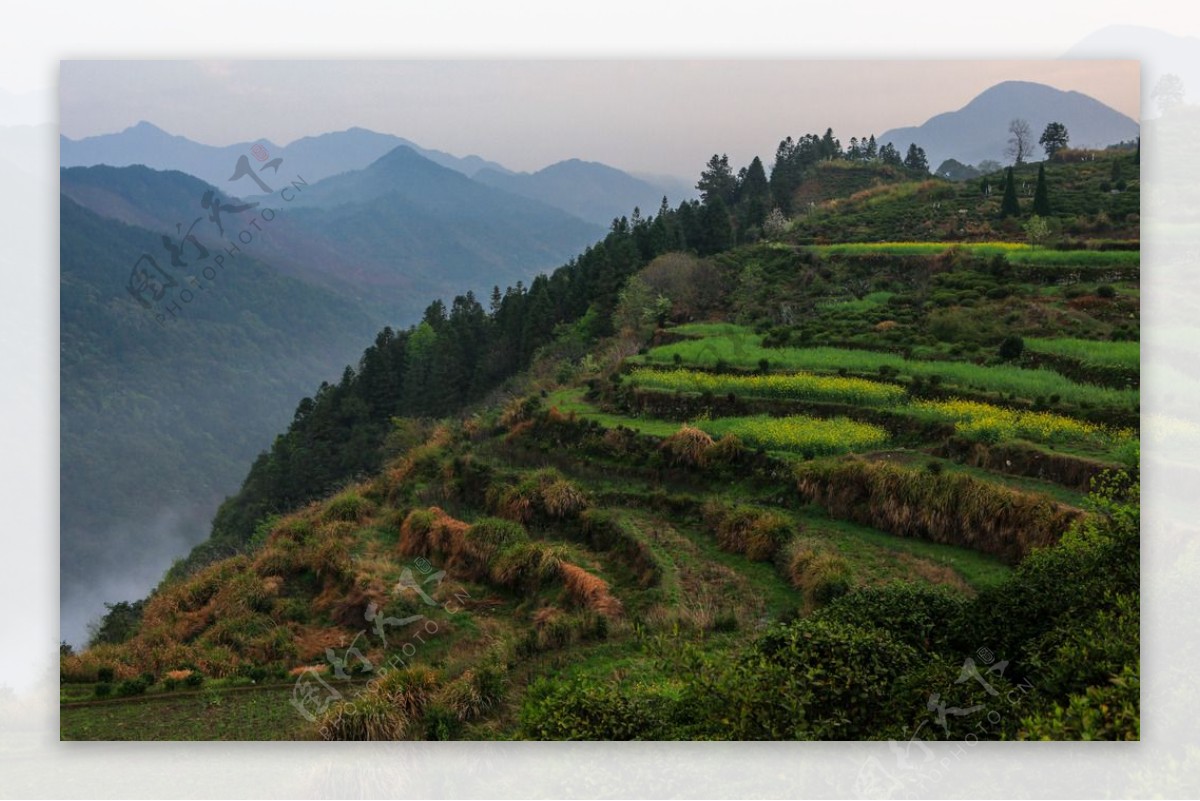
<box><xmin>62</xmin><ymin>150</ymin><xmax>604</xmax><ymax>320</ymax></box>
<box><xmin>61</xmin><ymin>122</ymin><xmax>690</xmax><ymax>228</ymax></box>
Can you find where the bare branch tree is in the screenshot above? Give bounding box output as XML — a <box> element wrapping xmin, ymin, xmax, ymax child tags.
<box><xmin>1005</xmin><ymin>118</ymin><xmax>1032</xmax><ymax>166</ymax></box>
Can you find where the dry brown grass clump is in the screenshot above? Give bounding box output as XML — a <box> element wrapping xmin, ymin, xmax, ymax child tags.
<box><xmin>489</xmin><ymin>541</ymin><xmax>567</xmax><ymax>590</ymax></box>
<box><xmin>316</xmin><ymin>665</ymin><xmax>441</xmax><ymax>741</ymax></box>
<box><xmin>558</xmin><ymin>562</ymin><xmax>623</xmax><ymax>618</ymax></box>
<box><xmin>659</xmin><ymin>425</ymin><xmax>715</xmax><ymax>468</ymax></box>
<box><xmin>794</xmin><ymin>457</ymin><xmax>1080</xmax><ymax>563</ymax></box>
<box><xmin>541</xmin><ymin>479</ymin><xmax>589</xmax><ymax>520</ymax></box>
<box><xmin>503</xmin><ymin>419</ymin><xmax>535</xmax><ymax>444</ymax></box>
<box><xmin>453</xmin><ymin>518</ymin><xmax>529</xmax><ymax>581</ymax></box>
<box><xmin>702</xmin><ymin>500</ymin><xmax>794</xmax><ymax>561</ymax></box>
<box><xmin>487</xmin><ymin>469</ymin><xmax>589</xmax><ymax>524</ymax></box>
<box><xmin>432</xmin><ymin>665</ymin><xmax>506</xmax><ymax>723</ymax></box>
<box><xmin>498</xmin><ymin>396</ymin><xmax>536</xmax><ymax>429</ymax></box>
<box><xmin>892</xmin><ymin>552</ymin><xmax>971</xmax><ymax>593</ymax></box>
<box><xmin>781</xmin><ymin>536</ymin><xmax>853</xmax><ymax>608</ymax></box>
<box><xmin>397</xmin><ymin>507</ymin><xmax>470</xmax><ymax>559</ymax></box>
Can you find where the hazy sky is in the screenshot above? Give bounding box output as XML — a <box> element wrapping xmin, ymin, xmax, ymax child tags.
<box><xmin>60</xmin><ymin>60</ymin><xmax>1139</xmax><ymax>178</ymax></box>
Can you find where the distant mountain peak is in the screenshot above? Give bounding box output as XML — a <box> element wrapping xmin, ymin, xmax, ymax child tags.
<box><xmin>121</xmin><ymin>120</ymin><xmax>174</xmax><ymax>137</ymax></box>
<box><xmin>879</xmin><ymin>80</ymin><xmax>1139</xmax><ymax>171</ymax></box>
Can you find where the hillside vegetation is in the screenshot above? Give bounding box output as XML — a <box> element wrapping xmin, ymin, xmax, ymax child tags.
<box><xmin>63</xmin><ymin>134</ymin><xmax>1139</xmax><ymax>741</ymax></box>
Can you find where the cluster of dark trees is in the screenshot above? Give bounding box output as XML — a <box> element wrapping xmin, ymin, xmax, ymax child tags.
<box><xmin>693</xmin><ymin>128</ymin><xmax>929</xmax><ymax>242</ymax></box>
<box><xmin>996</xmin><ymin>163</ymin><xmax>1052</xmax><ymax>218</ymax></box>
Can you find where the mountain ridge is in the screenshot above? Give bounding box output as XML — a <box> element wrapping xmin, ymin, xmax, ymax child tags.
<box><xmin>60</xmin><ymin>121</ymin><xmax>512</xmax><ymax>188</ymax></box>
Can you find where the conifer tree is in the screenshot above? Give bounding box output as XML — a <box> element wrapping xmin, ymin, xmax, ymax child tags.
<box><xmin>1032</xmin><ymin>163</ymin><xmax>1050</xmax><ymax>216</ymax></box>
<box><xmin>1000</xmin><ymin>167</ymin><xmax>1020</xmax><ymax>217</ymax></box>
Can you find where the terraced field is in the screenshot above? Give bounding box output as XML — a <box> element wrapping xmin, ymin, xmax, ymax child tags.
<box><xmin>64</xmin><ymin>182</ymin><xmax>1140</xmax><ymax>741</ymax></box>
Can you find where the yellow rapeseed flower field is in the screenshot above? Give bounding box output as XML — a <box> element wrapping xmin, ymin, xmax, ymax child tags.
<box><xmin>912</xmin><ymin>398</ymin><xmax>1134</xmax><ymax>448</ymax></box>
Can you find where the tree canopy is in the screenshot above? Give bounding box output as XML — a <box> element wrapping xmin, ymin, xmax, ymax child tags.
<box><xmin>1039</xmin><ymin>122</ymin><xmax>1070</xmax><ymax>159</ymax></box>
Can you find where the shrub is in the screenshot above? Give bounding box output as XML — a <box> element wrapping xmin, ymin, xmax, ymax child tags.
<box><xmin>712</xmin><ymin>618</ymin><xmax>920</xmax><ymax>739</ymax></box>
<box><xmin>96</xmin><ymin>666</ymin><xmax>115</xmax><ymax>684</ymax></box>
<box><xmin>459</xmin><ymin>517</ymin><xmax>529</xmax><ymax>577</ymax></box>
<box><xmin>703</xmin><ymin>500</ymin><xmax>794</xmax><ymax>561</ymax></box>
<box><xmin>489</xmin><ymin>541</ymin><xmax>566</xmax><ymax>590</ymax></box>
<box><xmin>322</xmin><ymin>489</ymin><xmax>373</xmax><ymax>523</ymax></box>
<box><xmin>93</xmin><ymin>683</ymin><xmax>112</xmax><ymax>698</ymax></box>
<box><xmin>520</xmin><ymin>678</ymin><xmax>686</xmax><ymax>740</ymax></box>
<box><xmin>780</xmin><ymin>537</ymin><xmax>852</xmax><ymax>607</ymax></box>
<box><xmin>115</xmin><ymin>677</ymin><xmax>149</xmax><ymax>697</ymax></box>
<box><xmin>434</xmin><ymin>665</ymin><xmax>507</xmax><ymax>723</ymax></box>
<box><xmin>1018</xmin><ymin>664</ymin><xmax>1138</xmax><ymax>740</ymax></box>
<box><xmin>816</xmin><ymin>583</ymin><xmax>966</xmax><ymax>653</ymax></box>
<box><xmin>422</xmin><ymin>704</ymin><xmax>462</xmax><ymax>741</ymax></box>
<box><xmin>998</xmin><ymin>334</ymin><xmax>1025</xmax><ymax>361</ymax></box>
<box><xmin>885</xmin><ymin>652</ymin><xmax>1022</xmax><ymax>741</ymax></box>
<box><xmin>963</xmin><ymin>473</ymin><xmax>1138</xmax><ymax>656</ymax></box>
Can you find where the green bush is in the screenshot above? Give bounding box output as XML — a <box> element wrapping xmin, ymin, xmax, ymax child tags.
<box><xmin>885</xmin><ymin>652</ymin><xmax>1022</xmax><ymax>741</ymax></box>
<box><xmin>1018</xmin><ymin>664</ymin><xmax>1139</xmax><ymax>740</ymax></box>
<box><xmin>963</xmin><ymin>475</ymin><xmax>1138</xmax><ymax>656</ymax></box>
<box><xmin>817</xmin><ymin>583</ymin><xmax>966</xmax><ymax>653</ymax></box>
<box><xmin>115</xmin><ymin>677</ymin><xmax>149</xmax><ymax>697</ymax></box>
<box><xmin>520</xmin><ymin>678</ymin><xmax>687</xmax><ymax>740</ymax></box>
<box><xmin>322</xmin><ymin>490</ymin><xmax>374</xmax><ymax>523</ymax></box>
<box><xmin>422</xmin><ymin>704</ymin><xmax>463</xmax><ymax>741</ymax></box>
<box><xmin>998</xmin><ymin>334</ymin><xmax>1025</xmax><ymax>361</ymax></box>
<box><xmin>93</xmin><ymin>682</ymin><xmax>112</xmax><ymax>698</ymax></box>
<box><xmin>699</xmin><ymin>618</ymin><xmax>920</xmax><ymax>739</ymax></box>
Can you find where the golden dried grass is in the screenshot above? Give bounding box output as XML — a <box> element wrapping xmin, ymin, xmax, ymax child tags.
<box><xmin>558</xmin><ymin>563</ymin><xmax>622</xmax><ymax>618</ymax></box>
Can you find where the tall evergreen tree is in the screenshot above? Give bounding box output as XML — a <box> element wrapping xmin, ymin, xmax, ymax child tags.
<box><xmin>696</xmin><ymin>154</ymin><xmax>737</xmax><ymax>205</ymax></box>
<box><xmin>1032</xmin><ymin>163</ymin><xmax>1051</xmax><ymax>216</ymax></box>
<box><xmin>903</xmin><ymin>143</ymin><xmax>929</xmax><ymax>174</ymax></box>
<box><xmin>819</xmin><ymin>128</ymin><xmax>841</xmax><ymax>160</ymax></box>
<box><xmin>1000</xmin><ymin>167</ymin><xmax>1021</xmax><ymax>218</ymax></box>
<box><xmin>879</xmin><ymin>142</ymin><xmax>902</xmax><ymax>166</ymax></box>
<box><xmin>698</xmin><ymin>197</ymin><xmax>734</xmax><ymax>255</ymax></box>
<box><xmin>737</xmin><ymin>156</ymin><xmax>771</xmax><ymax>232</ymax></box>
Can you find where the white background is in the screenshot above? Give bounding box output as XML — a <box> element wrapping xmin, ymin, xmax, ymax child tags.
<box><xmin>1</xmin><ymin>1</ymin><xmax>1197</xmax><ymax>797</ymax></box>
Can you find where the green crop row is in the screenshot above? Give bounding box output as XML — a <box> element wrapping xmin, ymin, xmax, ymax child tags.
<box><xmin>626</xmin><ymin>367</ymin><xmax>906</xmax><ymax>406</ymax></box>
